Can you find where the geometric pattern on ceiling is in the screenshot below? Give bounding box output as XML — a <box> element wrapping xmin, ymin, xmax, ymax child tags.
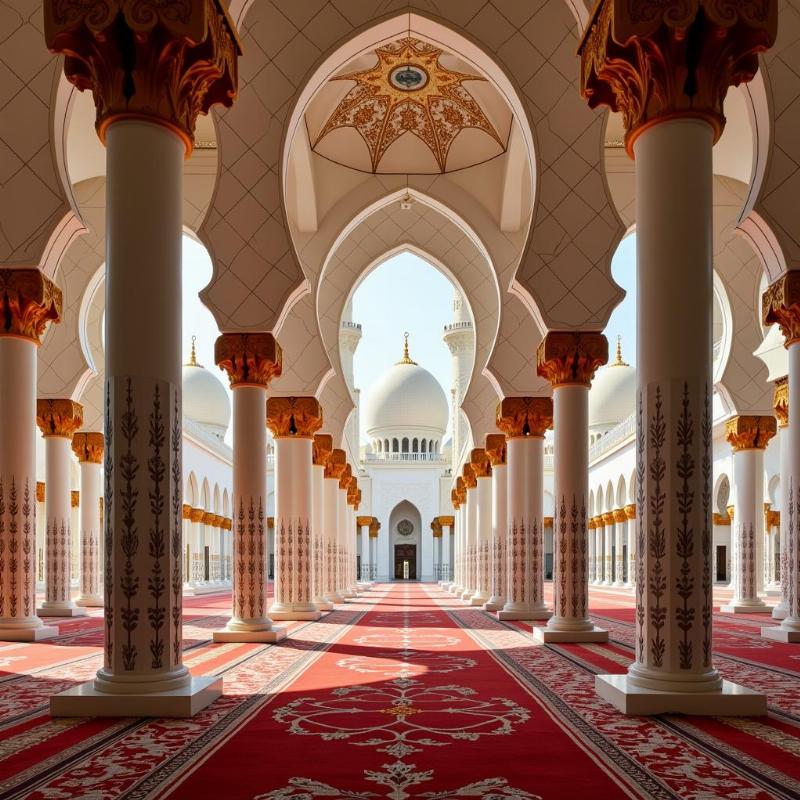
<box><xmin>314</xmin><ymin>38</ymin><xmax>504</xmax><ymax>173</ymax></box>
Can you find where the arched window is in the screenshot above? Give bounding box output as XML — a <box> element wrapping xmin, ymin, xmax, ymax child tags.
<box><xmin>412</xmin><ymin>437</ymin><xmax>418</xmax><ymax>452</ymax></box>
<box><xmin>377</xmin><ymin>440</ymin><xmax>382</xmax><ymax>453</ymax></box>
<box><xmin>434</xmin><ymin>440</ymin><xmax>439</xmax><ymax>454</ymax></box>
<box><xmin>421</xmin><ymin>439</ymin><xmax>427</xmax><ymax>454</ymax></box>
<box><xmin>429</xmin><ymin>439</ymin><xmax>434</xmax><ymax>454</ymax></box>
<box><xmin>385</xmin><ymin>438</ymin><xmax>390</xmax><ymax>453</ymax></box>
<box><xmin>402</xmin><ymin>437</ymin><xmax>409</xmax><ymax>453</ymax></box>
<box><xmin>392</xmin><ymin>438</ymin><xmax>399</xmax><ymax>453</ymax></box>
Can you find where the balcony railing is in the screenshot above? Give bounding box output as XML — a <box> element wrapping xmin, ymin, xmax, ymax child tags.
<box><xmin>443</xmin><ymin>321</ymin><xmax>472</xmax><ymax>333</ymax></box>
<box><xmin>366</xmin><ymin>452</ymin><xmax>448</xmax><ymax>463</ymax></box>
<box><xmin>341</xmin><ymin>321</ymin><xmax>362</xmax><ymax>330</ymax></box>
<box><xmin>589</xmin><ymin>412</ymin><xmax>636</xmax><ymax>463</ymax></box>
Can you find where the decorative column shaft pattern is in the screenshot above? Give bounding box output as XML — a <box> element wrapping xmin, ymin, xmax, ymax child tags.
<box><xmin>73</xmin><ymin>432</ymin><xmax>104</xmax><ymax>607</ymax></box>
<box><xmin>469</xmin><ymin>448</ymin><xmax>492</xmax><ymax>606</ymax></box>
<box><xmin>485</xmin><ymin>435</ymin><xmax>507</xmax><ymax>611</ymax></box>
<box><xmin>497</xmin><ymin>397</ymin><xmax>552</xmax><ymax>621</ymax></box>
<box><xmin>268</xmin><ymin>397</ymin><xmax>322</xmax><ymax>621</ymax></box>
<box><xmin>214</xmin><ymin>333</ymin><xmax>283</xmax><ymax>643</ymax></box>
<box><xmin>581</xmin><ymin>0</ymin><xmax>774</xmax><ymax>713</ymax></box>
<box><xmin>537</xmin><ymin>334</ymin><xmax>608</xmax><ymax>641</ymax></box>
<box><xmin>0</xmin><ymin>271</ymin><xmax>61</xmax><ymax>641</ymax></box>
<box><xmin>613</xmin><ymin>509</ymin><xmax>626</xmax><ymax>586</ymax></box>
<box><xmin>588</xmin><ymin>519</ymin><xmax>596</xmax><ymax>585</ymax></box>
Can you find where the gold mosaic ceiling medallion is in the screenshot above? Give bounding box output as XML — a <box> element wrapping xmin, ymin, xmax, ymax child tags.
<box><xmin>315</xmin><ymin>38</ymin><xmax>504</xmax><ymax>173</ymax></box>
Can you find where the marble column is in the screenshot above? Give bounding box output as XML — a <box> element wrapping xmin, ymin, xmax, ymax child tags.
<box><xmin>470</xmin><ymin>449</ymin><xmax>492</xmax><ymax>606</ymax></box>
<box><xmin>73</xmin><ymin>432</ymin><xmax>104</xmax><ymax>607</ymax></box>
<box><xmin>338</xmin><ymin>465</ymin><xmax>352</xmax><ymax>598</ymax></box>
<box><xmin>323</xmin><ymin>450</ymin><xmax>346</xmax><ymax>603</ymax></box>
<box><xmin>485</xmin><ymin>435</ymin><xmax>507</xmax><ymax>611</ymax></box>
<box><xmin>587</xmin><ymin>518</ymin><xmax>597</xmax><ymax>585</ymax></box>
<box><xmin>36</xmin><ymin>400</ymin><xmax>87</xmax><ymax>618</ymax></box>
<box><xmin>722</xmin><ymin>417</ymin><xmax>775</xmax><ymax>613</ymax></box>
<box><xmin>498</xmin><ymin>397</ymin><xmax>552</xmax><ymax>622</ymax></box>
<box><xmin>613</xmin><ymin>509</ymin><xmax>626</xmax><ymax>587</ymax></box>
<box><xmin>348</xmin><ymin>485</ymin><xmax>361</xmax><ymax>593</ymax></box>
<box><xmin>536</xmin><ymin>334</ymin><xmax>607</xmax><ymax>642</ymax></box>
<box><xmin>0</xmin><ymin>271</ymin><xmax>60</xmax><ymax>641</ymax></box>
<box><xmin>602</xmin><ymin>512</ymin><xmax>615</xmax><ymax>585</ymax></box>
<box><xmin>268</xmin><ymin>397</ymin><xmax>322</xmax><ymax>621</ymax></box>
<box><xmin>450</xmin><ymin>480</ymin><xmax>466</xmax><ymax>594</ymax></box>
<box><xmin>460</xmin><ymin>466</ymin><xmax>477</xmax><ymax>601</ymax></box>
<box><xmin>312</xmin><ymin>435</ymin><xmax>333</xmax><ymax>611</ymax></box>
<box><xmin>625</xmin><ymin>504</ymin><xmax>637</xmax><ymax>589</ymax></box>
<box><xmin>581</xmin><ymin>0</ymin><xmax>773</xmax><ymax>713</ymax></box>
<box><xmin>594</xmin><ymin>518</ymin><xmax>604</xmax><ymax>584</ymax></box>
<box><xmin>431</xmin><ymin>520</ymin><xmax>442</xmax><ymax>580</ymax></box>
<box><xmin>773</xmin><ymin>378</ymin><xmax>789</xmax><ymax>619</ymax></box>
<box><xmin>213</xmin><ymin>334</ymin><xmax>285</xmax><ymax>643</ymax></box>
<box><xmin>445</xmin><ymin>517</ymin><xmax>455</xmax><ymax>584</ymax></box>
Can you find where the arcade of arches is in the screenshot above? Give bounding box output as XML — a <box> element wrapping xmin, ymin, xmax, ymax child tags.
<box><xmin>1</xmin><ymin>1</ymin><xmax>800</xmax><ymax>797</ymax></box>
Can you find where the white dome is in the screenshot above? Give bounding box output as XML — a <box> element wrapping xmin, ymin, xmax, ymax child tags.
<box><xmin>182</xmin><ymin>352</ymin><xmax>231</xmax><ymax>438</ymax></box>
<box><xmin>364</xmin><ymin>343</ymin><xmax>448</xmax><ymax>437</ymax></box>
<box><xmin>589</xmin><ymin>352</ymin><xmax>636</xmax><ymax>431</ymax></box>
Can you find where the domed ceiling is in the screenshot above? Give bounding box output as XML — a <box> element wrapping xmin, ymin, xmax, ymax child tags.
<box><xmin>306</xmin><ymin>37</ymin><xmax>511</xmax><ymax>175</ymax></box>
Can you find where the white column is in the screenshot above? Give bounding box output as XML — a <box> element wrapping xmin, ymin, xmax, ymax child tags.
<box><xmin>485</xmin><ymin>436</ymin><xmax>507</xmax><ymax>611</ymax></box>
<box><xmin>0</xmin><ymin>279</ymin><xmax>58</xmax><ymax>641</ymax></box>
<box><xmin>460</xmin><ymin>476</ymin><xmax>477</xmax><ymax>601</ymax></box>
<box><xmin>626</xmin><ymin>505</ymin><xmax>636</xmax><ymax>588</ymax></box>
<box><xmin>323</xmin><ymin>451</ymin><xmax>345</xmax><ymax>603</ymax></box>
<box><xmin>337</xmin><ymin>476</ymin><xmax>351</xmax><ymax>598</ymax></box>
<box><xmin>470</xmin><ymin>449</ymin><xmax>492</xmax><ymax>606</ymax></box>
<box><xmin>587</xmin><ymin>521</ymin><xmax>596</xmax><ymax>586</ymax></box>
<box><xmin>312</xmin><ymin>437</ymin><xmax>332</xmax><ymax>611</ymax></box>
<box><xmin>37</xmin><ymin>403</ymin><xmax>87</xmax><ymax>618</ymax></box>
<box><xmin>722</xmin><ymin>419</ymin><xmax>774</xmax><ymax>613</ymax></box>
<box><xmin>602</xmin><ymin>514</ymin><xmax>614</xmax><ymax>585</ymax></box>
<box><xmin>594</xmin><ymin>519</ymin><xmax>604</xmax><ymax>584</ymax></box>
<box><xmin>537</xmin><ymin>341</ymin><xmax>607</xmax><ymax>643</ymax></box>
<box><xmin>613</xmin><ymin>510</ymin><xmax>626</xmax><ymax>587</ymax></box>
<box><xmin>449</xmin><ymin>493</ymin><xmax>465</xmax><ymax>593</ymax></box>
<box><xmin>74</xmin><ymin>433</ymin><xmax>104</xmax><ymax>607</ymax></box>
<box><xmin>773</xmin><ymin>384</ymin><xmax>789</xmax><ymax>619</ymax></box>
<box><xmin>214</xmin><ymin>336</ymin><xmax>285</xmax><ymax>644</ymax></box>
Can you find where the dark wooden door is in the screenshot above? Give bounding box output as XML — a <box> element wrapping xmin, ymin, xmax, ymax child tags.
<box><xmin>394</xmin><ymin>544</ymin><xmax>417</xmax><ymax>580</ymax></box>
<box><xmin>716</xmin><ymin>545</ymin><xmax>727</xmax><ymax>582</ymax></box>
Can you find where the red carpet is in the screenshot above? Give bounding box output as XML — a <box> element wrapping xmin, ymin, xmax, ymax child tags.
<box><xmin>0</xmin><ymin>584</ymin><xmax>798</xmax><ymax>799</ymax></box>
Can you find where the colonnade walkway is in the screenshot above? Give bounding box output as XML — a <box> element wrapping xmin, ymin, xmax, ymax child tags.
<box><xmin>0</xmin><ymin>585</ymin><xmax>798</xmax><ymax>798</ymax></box>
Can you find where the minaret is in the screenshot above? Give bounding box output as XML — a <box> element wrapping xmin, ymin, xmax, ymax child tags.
<box><xmin>443</xmin><ymin>289</ymin><xmax>474</xmax><ymax>471</ymax></box>
<box><xmin>340</xmin><ymin>298</ymin><xmax>363</xmax><ymax>459</ymax></box>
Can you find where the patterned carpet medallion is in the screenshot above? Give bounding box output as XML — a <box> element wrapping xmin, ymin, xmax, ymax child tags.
<box><xmin>0</xmin><ymin>584</ymin><xmax>798</xmax><ymax>799</ymax></box>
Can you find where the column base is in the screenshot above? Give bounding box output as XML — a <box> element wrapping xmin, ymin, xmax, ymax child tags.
<box><xmin>613</xmin><ymin>581</ymin><xmax>625</xmax><ymax>587</ymax></box>
<box><xmin>595</xmin><ymin>673</ymin><xmax>766</xmax><ymax>716</ymax></box>
<box><xmin>483</xmin><ymin>596</ymin><xmax>505</xmax><ymax>611</ymax></box>
<box><xmin>51</xmin><ymin>675</ymin><xmax>222</xmax><ymax>718</ymax></box>
<box><xmin>74</xmin><ymin>595</ymin><xmax>104</xmax><ymax>608</ymax></box>
<box><xmin>761</xmin><ymin>624</ymin><xmax>800</xmax><ymax>643</ymax></box>
<box><xmin>269</xmin><ymin>608</ymin><xmax>321</xmax><ymax>621</ymax></box>
<box><xmin>314</xmin><ymin>601</ymin><xmax>334</xmax><ymax>611</ymax></box>
<box><xmin>772</xmin><ymin>603</ymin><xmax>788</xmax><ymax>620</ymax></box>
<box><xmin>0</xmin><ymin>623</ymin><xmax>58</xmax><ymax>641</ymax></box>
<box><xmin>720</xmin><ymin>601</ymin><xmax>771</xmax><ymax>614</ymax></box>
<box><xmin>213</xmin><ymin>627</ymin><xmax>287</xmax><ymax>643</ymax></box>
<box><xmin>469</xmin><ymin>593</ymin><xmax>490</xmax><ymax>606</ymax></box>
<box><xmin>37</xmin><ymin>604</ymin><xmax>87</xmax><ymax>617</ymax></box>
<box><xmin>325</xmin><ymin>593</ymin><xmax>344</xmax><ymax>604</ymax></box>
<box><xmin>498</xmin><ymin>608</ymin><xmax>551</xmax><ymax>621</ymax></box>
<box><xmin>460</xmin><ymin>590</ymin><xmax>472</xmax><ymax>601</ymax></box>
<box><xmin>534</xmin><ymin>624</ymin><xmax>607</xmax><ymax>643</ymax></box>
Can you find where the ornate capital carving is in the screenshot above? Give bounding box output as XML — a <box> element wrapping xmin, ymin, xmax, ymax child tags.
<box><xmin>613</xmin><ymin>508</ymin><xmax>627</xmax><ymax>523</ymax></box>
<box><xmin>431</xmin><ymin>520</ymin><xmax>442</xmax><ymax>538</ymax></box>
<box><xmin>267</xmin><ymin>396</ymin><xmax>322</xmax><ymax>439</ymax></box>
<box><xmin>71</xmin><ymin>490</ymin><xmax>80</xmax><ymax>508</ymax></box>
<box><xmin>592</xmin><ymin>515</ymin><xmax>604</xmax><ymax>528</ymax></box>
<box><xmin>763</xmin><ymin>273</ymin><xmax>800</xmax><ymax>345</ymax></box>
<box><xmin>45</xmin><ymin>0</ymin><xmax>241</xmax><ymax>155</ymax></box>
<box><xmin>368</xmin><ymin>520</ymin><xmax>380</xmax><ymax>537</ymax></box>
<box><xmin>624</xmin><ymin>503</ymin><xmax>636</xmax><ymax>520</ymax></box>
<box><xmin>267</xmin><ymin>516</ymin><xmax>275</xmax><ymax>529</ymax></box>
<box><xmin>216</xmin><ymin>333</ymin><xmax>282</xmax><ymax>388</ymax></box>
<box><xmin>496</xmin><ymin>396</ymin><xmax>553</xmax><ymax>438</ymax></box>
<box><xmin>726</xmin><ymin>505</ymin><xmax>735</xmax><ymax>521</ymax></box>
<box><xmin>543</xmin><ymin>516</ymin><xmax>554</xmax><ymax>527</ymax></box>
<box><xmin>190</xmin><ymin>507</ymin><xmax>205</xmax><ymax>523</ymax></box>
<box><xmin>588</xmin><ymin>518</ymin><xmax>596</xmax><ymax>530</ymax></box>
<box><xmin>470</xmin><ymin>448</ymin><xmax>492</xmax><ymax>478</ymax></box>
<box><xmin>202</xmin><ymin>511</ymin><xmax>215</xmax><ymax>526</ymax></box>
<box><xmin>182</xmin><ymin>503</ymin><xmax>192</xmax><ymax>520</ymax></box>
<box><xmin>602</xmin><ymin>512</ymin><xmax>616</xmax><ymax>526</ymax></box>
<box><xmin>774</xmin><ymin>377</ymin><xmax>788</xmax><ymax>428</ymax></box>
<box><xmin>536</xmin><ymin>332</ymin><xmax>608</xmax><ymax>388</ymax></box>
<box><xmin>712</xmin><ymin>511</ymin><xmax>731</xmax><ymax>526</ymax></box>
<box><xmin>579</xmin><ymin>0</ymin><xmax>776</xmax><ymax>157</ymax></box>
<box><xmin>725</xmin><ymin>414</ymin><xmax>777</xmax><ymax>451</ymax></box>
<box><xmin>484</xmin><ymin>434</ymin><xmax>507</xmax><ymax>466</ymax></box>
<box><xmin>36</xmin><ymin>399</ymin><xmax>83</xmax><ymax>439</ymax></box>
<box><xmin>356</xmin><ymin>515</ymin><xmax>372</xmax><ymax>527</ymax></box>
<box><xmin>462</xmin><ymin>463</ymin><xmax>477</xmax><ymax>490</ymax></box>
<box><xmin>325</xmin><ymin>448</ymin><xmax>347</xmax><ymax>480</ymax></box>
<box><xmin>72</xmin><ymin>431</ymin><xmax>104</xmax><ymax>463</ymax></box>
<box><xmin>222</xmin><ymin>517</ymin><xmax>232</xmax><ymax>531</ymax></box>
<box><xmin>312</xmin><ymin>433</ymin><xmax>333</xmax><ymax>466</ymax></box>
<box><xmin>0</xmin><ymin>269</ymin><xmax>62</xmax><ymax>343</ymax></box>
<box><xmin>451</xmin><ymin>488</ymin><xmax>461</xmax><ymax>509</ymax></box>
<box><xmin>439</xmin><ymin>515</ymin><xmax>455</xmax><ymax>526</ymax></box>
<box><xmin>339</xmin><ymin>464</ymin><xmax>352</xmax><ymax>491</ymax></box>
<box><xmin>766</xmin><ymin>509</ymin><xmax>780</xmax><ymax>528</ymax></box>
<box><xmin>36</xmin><ymin>482</ymin><xmax>45</xmax><ymax>503</ymax></box>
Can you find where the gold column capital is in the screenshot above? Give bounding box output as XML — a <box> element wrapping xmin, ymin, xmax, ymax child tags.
<box><xmin>368</xmin><ymin>519</ymin><xmax>380</xmax><ymax>537</ymax></box>
<box><xmin>578</xmin><ymin>0</ymin><xmax>776</xmax><ymax>158</ymax></box>
<box><xmin>470</xmin><ymin>448</ymin><xmax>492</xmax><ymax>479</ymax></box>
<box><xmin>543</xmin><ymin>516</ymin><xmax>554</xmax><ymax>527</ymax></box>
<box><xmin>725</xmin><ymin>415</ymin><xmax>777</xmax><ymax>451</ymax></box>
<box><xmin>356</xmin><ymin>515</ymin><xmax>372</xmax><ymax>527</ymax></box>
<box><xmin>624</xmin><ymin>503</ymin><xmax>636</xmax><ymax>520</ymax></box>
<box><xmin>431</xmin><ymin>519</ymin><xmax>443</xmax><ymax>538</ymax></box>
<box><xmin>451</xmin><ymin>489</ymin><xmax>461</xmax><ymax>510</ymax></box>
<box><xmin>325</xmin><ymin>448</ymin><xmax>347</xmax><ymax>480</ymax></box>
<box><xmin>439</xmin><ymin>515</ymin><xmax>455</xmax><ymax>526</ymax></box>
<box><xmin>613</xmin><ymin>508</ymin><xmax>627</xmax><ymax>524</ymax></box>
<box><xmin>312</xmin><ymin>433</ymin><xmax>333</xmax><ymax>466</ymax></box>
<box><xmin>267</xmin><ymin>516</ymin><xmax>275</xmax><ymax>529</ymax></box>
<box><xmin>182</xmin><ymin>504</ymin><xmax>192</xmax><ymax>520</ymax></box>
<box><xmin>462</xmin><ymin>463</ymin><xmax>477</xmax><ymax>490</ymax></box>
<box><xmin>339</xmin><ymin>463</ymin><xmax>352</xmax><ymax>491</ymax></box>
<box><xmin>267</xmin><ymin>396</ymin><xmax>322</xmax><ymax>439</ymax></box>
<box><xmin>536</xmin><ymin>332</ymin><xmax>608</xmax><ymax>388</ymax></box>
<box><xmin>496</xmin><ymin>396</ymin><xmax>553</xmax><ymax>438</ymax></box>
<box><xmin>774</xmin><ymin>376</ymin><xmax>788</xmax><ymax>428</ymax></box>
<box><xmin>602</xmin><ymin>512</ymin><xmax>616</xmax><ymax>527</ymax></box>
<box><xmin>763</xmin><ymin>272</ymin><xmax>800</xmax><ymax>346</ymax></box>
<box><xmin>712</xmin><ymin>512</ymin><xmax>730</xmax><ymax>526</ymax></box>
<box><xmin>45</xmin><ymin>0</ymin><xmax>241</xmax><ymax>156</ymax></box>
<box><xmin>71</xmin><ymin>490</ymin><xmax>80</xmax><ymax>508</ymax></box>
<box><xmin>36</xmin><ymin>399</ymin><xmax>83</xmax><ymax>439</ymax></box>
<box><xmin>485</xmin><ymin>434</ymin><xmax>507</xmax><ymax>466</ymax></box>
<box><xmin>201</xmin><ymin>511</ymin><xmax>215</xmax><ymax>526</ymax></box>
<box><xmin>222</xmin><ymin>517</ymin><xmax>232</xmax><ymax>531</ymax></box>
<box><xmin>726</xmin><ymin>505</ymin><xmax>735</xmax><ymax>521</ymax></box>
<box><xmin>0</xmin><ymin>269</ymin><xmax>62</xmax><ymax>343</ymax></box>
<box><xmin>190</xmin><ymin>507</ymin><xmax>205</xmax><ymax>523</ymax></box>
<box><xmin>36</xmin><ymin>482</ymin><xmax>45</xmax><ymax>503</ymax></box>
<box><xmin>588</xmin><ymin>518</ymin><xmax>596</xmax><ymax>530</ymax></box>
<box><xmin>216</xmin><ymin>333</ymin><xmax>282</xmax><ymax>388</ymax></box>
<box><xmin>766</xmin><ymin>509</ymin><xmax>780</xmax><ymax>528</ymax></box>
<box><xmin>72</xmin><ymin>431</ymin><xmax>104</xmax><ymax>463</ymax></box>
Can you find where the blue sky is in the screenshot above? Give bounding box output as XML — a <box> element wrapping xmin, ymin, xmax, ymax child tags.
<box><xmin>182</xmin><ymin>232</ymin><xmax>637</xmax><ymax>444</ymax></box>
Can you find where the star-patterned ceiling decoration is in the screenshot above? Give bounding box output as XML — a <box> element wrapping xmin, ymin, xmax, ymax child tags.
<box><xmin>314</xmin><ymin>38</ymin><xmax>505</xmax><ymax>174</ymax></box>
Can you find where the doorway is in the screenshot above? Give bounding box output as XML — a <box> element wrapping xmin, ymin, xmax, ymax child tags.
<box><xmin>394</xmin><ymin>544</ymin><xmax>417</xmax><ymax>580</ymax></box>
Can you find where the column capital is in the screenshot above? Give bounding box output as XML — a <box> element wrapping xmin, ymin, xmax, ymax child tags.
<box><xmin>451</xmin><ymin>489</ymin><xmax>461</xmax><ymax>510</ymax></box>
<box><xmin>726</xmin><ymin>505</ymin><xmax>735</xmax><ymax>521</ymax></box>
<box><xmin>356</xmin><ymin>515</ymin><xmax>372</xmax><ymax>527</ymax></box>
<box><xmin>496</xmin><ymin>396</ymin><xmax>553</xmax><ymax>438</ymax></box>
<box><xmin>767</xmin><ymin>509</ymin><xmax>780</xmax><ymax>528</ymax></box>
<box><xmin>267</xmin><ymin>396</ymin><xmax>322</xmax><ymax>439</ymax></box>
<box><xmin>536</xmin><ymin>332</ymin><xmax>608</xmax><ymax>388</ymax></box>
<box><xmin>71</xmin><ymin>490</ymin><xmax>80</xmax><ymax>508</ymax></box>
<box><xmin>431</xmin><ymin>519</ymin><xmax>443</xmax><ymax>538</ymax></box>
<box><xmin>578</xmin><ymin>0</ymin><xmax>776</xmax><ymax>158</ymax></box>
<box><xmin>624</xmin><ymin>503</ymin><xmax>636</xmax><ymax>520</ymax></box>
<box><xmin>725</xmin><ymin>415</ymin><xmax>777</xmax><ymax>451</ymax></box>
<box><xmin>439</xmin><ymin>515</ymin><xmax>455</xmax><ymax>526</ymax></box>
<box><xmin>469</xmin><ymin>448</ymin><xmax>492</xmax><ymax>478</ymax></box>
<box><xmin>613</xmin><ymin>508</ymin><xmax>627</xmax><ymax>524</ymax></box>
<box><xmin>368</xmin><ymin>520</ymin><xmax>380</xmax><ymax>538</ymax></box>
<box><xmin>462</xmin><ymin>463</ymin><xmax>477</xmax><ymax>490</ymax></box>
<box><xmin>45</xmin><ymin>0</ymin><xmax>241</xmax><ymax>156</ymax></box>
<box><xmin>0</xmin><ymin>269</ymin><xmax>62</xmax><ymax>343</ymax></box>
<box><xmin>215</xmin><ymin>333</ymin><xmax>282</xmax><ymax>388</ymax></box>
<box><xmin>36</xmin><ymin>482</ymin><xmax>46</xmax><ymax>503</ymax></box>
<box><xmin>182</xmin><ymin>504</ymin><xmax>192</xmax><ymax>520</ymax></box>
<box><xmin>202</xmin><ymin>511</ymin><xmax>215</xmax><ymax>526</ymax></box>
<box><xmin>485</xmin><ymin>434</ymin><xmax>507</xmax><ymax>466</ymax></box>
<box><xmin>602</xmin><ymin>512</ymin><xmax>616</xmax><ymax>527</ymax></box>
<box><xmin>763</xmin><ymin>272</ymin><xmax>800</xmax><ymax>346</ymax></box>
<box><xmin>339</xmin><ymin>464</ymin><xmax>352</xmax><ymax>491</ymax></box>
<box><xmin>190</xmin><ymin>507</ymin><xmax>205</xmax><ymax>523</ymax></box>
<box><xmin>713</xmin><ymin>512</ymin><xmax>731</xmax><ymax>526</ymax></box>
<box><xmin>588</xmin><ymin>518</ymin><xmax>596</xmax><ymax>530</ymax></box>
<box><xmin>774</xmin><ymin>377</ymin><xmax>788</xmax><ymax>428</ymax></box>
<box><xmin>71</xmin><ymin>431</ymin><xmax>104</xmax><ymax>463</ymax></box>
<box><xmin>324</xmin><ymin>448</ymin><xmax>347</xmax><ymax>480</ymax></box>
<box><xmin>592</xmin><ymin>515</ymin><xmax>604</xmax><ymax>529</ymax></box>
<box><xmin>36</xmin><ymin>399</ymin><xmax>83</xmax><ymax>439</ymax></box>
<box><xmin>267</xmin><ymin>516</ymin><xmax>275</xmax><ymax>529</ymax></box>
<box><xmin>312</xmin><ymin>433</ymin><xmax>333</xmax><ymax>466</ymax></box>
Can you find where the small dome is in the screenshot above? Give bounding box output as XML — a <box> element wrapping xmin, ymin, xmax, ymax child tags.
<box><xmin>589</xmin><ymin>338</ymin><xmax>635</xmax><ymax>431</ymax></box>
<box><xmin>364</xmin><ymin>334</ymin><xmax>449</xmax><ymax>436</ymax></box>
<box><xmin>182</xmin><ymin>339</ymin><xmax>231</xmax><ymax>438</ymax></box>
